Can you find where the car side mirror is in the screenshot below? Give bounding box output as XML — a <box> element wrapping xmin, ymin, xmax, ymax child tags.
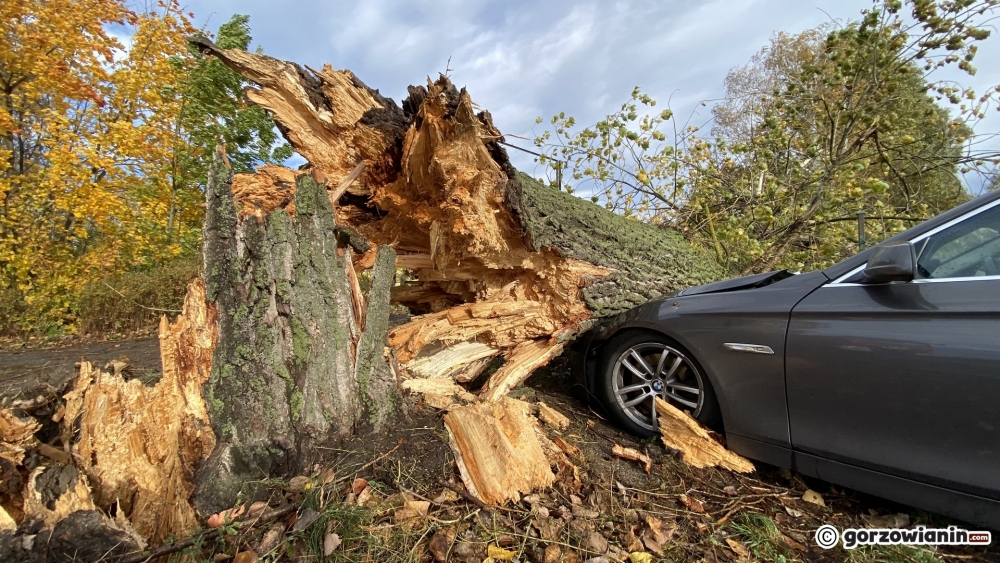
<box><xmin>861</xmin><ymin>242</ymin><xmax>917</xmax><ymax>283</ymax></box>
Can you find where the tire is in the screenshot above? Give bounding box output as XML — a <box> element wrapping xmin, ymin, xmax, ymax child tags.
<box><xmin>596</xmin><ymin>331</ymin><xmax>722</xmax><ymax>437</ymax></box>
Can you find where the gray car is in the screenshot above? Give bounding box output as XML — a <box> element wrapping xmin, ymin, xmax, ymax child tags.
<box><xmin>573</xmin><ymin>189</ymin><xmax>1000</xmax><ymax>529</ymax></box>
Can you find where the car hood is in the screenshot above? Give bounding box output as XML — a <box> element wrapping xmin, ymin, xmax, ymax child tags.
<box><xmin>677</xmin><ymin>270</ymin><xmax>796</xmax><ymax>296</ymax></box>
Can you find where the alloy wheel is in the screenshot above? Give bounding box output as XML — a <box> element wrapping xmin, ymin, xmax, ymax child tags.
<box><xmin>611</xmin><ymin>342</ymin><xmax>704</xmax><ymax>432</ymax></box>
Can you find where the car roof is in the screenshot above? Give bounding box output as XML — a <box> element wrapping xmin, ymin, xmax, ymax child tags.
<box><xmin>822</xmin><ymin>189</ymin><xmax>1000</xmax><ymax>280</ymax></box>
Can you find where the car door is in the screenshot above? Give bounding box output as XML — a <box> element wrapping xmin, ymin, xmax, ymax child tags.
<box><xmin>785</xmin><ymin>198</ymin><xmax>1000</xmax><ymax>499</ymax></box>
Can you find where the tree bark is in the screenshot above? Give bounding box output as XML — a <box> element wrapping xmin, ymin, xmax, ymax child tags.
<box><xmin>193</xmin><ymin>149</ymin><xmax>399</xmax><ymax>515</ymax></box>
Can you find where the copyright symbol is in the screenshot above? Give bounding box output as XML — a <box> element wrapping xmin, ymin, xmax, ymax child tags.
<box><xmin>814</xmin><ymin>525</ymin><xmax>840</xmax><ymax>549</ymax></box>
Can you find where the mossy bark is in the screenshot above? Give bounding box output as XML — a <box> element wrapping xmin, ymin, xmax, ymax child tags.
<box><xmin>195</xmin><ymin>151</ymin><xmax>398</xmax><ymax>515</ymax></box>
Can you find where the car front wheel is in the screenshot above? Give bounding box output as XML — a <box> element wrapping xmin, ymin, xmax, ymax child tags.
<box><xmin>597</xmin><ymin>331</ymin><xmax>721</xmax><ymax>437</ymax></box>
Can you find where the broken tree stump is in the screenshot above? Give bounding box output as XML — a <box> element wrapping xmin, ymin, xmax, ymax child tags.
<box><xmin>194</xmin><ymin>150</ymin><xmax>400</xmax><ymax>515</ymax></box>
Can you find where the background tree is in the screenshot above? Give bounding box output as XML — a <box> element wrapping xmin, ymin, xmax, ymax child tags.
<box><xmin>0</xmin><ymin>0</ymin><xmax>197</xmax><ymax>332</ymax></box>
<box><xmin>172</xmin><ymin>14</ymin><xmax>292</xmax><ymax>236</ymax></box>
<box><xmin>536</xmin><ymin>0</ymin><xmax>1000</xmax><ymax>275</ymax></box>
<box><xmin>0</xmin><ymin>5</ymin><xmax>290</xmax><ymax>334</ymax></box>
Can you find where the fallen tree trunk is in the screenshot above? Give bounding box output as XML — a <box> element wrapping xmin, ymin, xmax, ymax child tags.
<box><xmin>190</xmin><ymin>37</ymin><xmax>722</xmax><ymax>400</ymax></box>
<box><xmin>187</xmin><ymin>37</ymin><xmax>723</xmax><ymax>504</ymax></box>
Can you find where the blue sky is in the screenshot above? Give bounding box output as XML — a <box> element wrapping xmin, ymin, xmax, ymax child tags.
<box><xmin>180</xmin><ymin>0</ymin><xmax>1000</xmax><ymax>188</ymax></box>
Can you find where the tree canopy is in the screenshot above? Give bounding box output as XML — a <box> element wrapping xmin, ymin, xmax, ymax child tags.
<box><xmin>0</xmin><ymin>3</ymin><xmax>287</xmax><ymax>332</ymax></box>
<box><xmin>536</xmin><ymin>0</ymin><xmax>1000</xmax><ymax>274</ymax></box>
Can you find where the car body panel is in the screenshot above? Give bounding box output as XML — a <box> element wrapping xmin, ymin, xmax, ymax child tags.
<box><xmin>787</xmin><ymin>276</ymin><xmax>1000</xmax><ymax>500</ymax></box>
<box><xmin>677</xmin><ymin>269</ymin><xmax>795</xmax><ymax>296</ymax></box>
<box><xmin>581</xmin><ymin>271</ymin><xmax>830</xmax><ymax>448</ymax></box>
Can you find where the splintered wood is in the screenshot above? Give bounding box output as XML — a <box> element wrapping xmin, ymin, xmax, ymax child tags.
<box><xmin>655</xmin><ymin>398</ymin><xmax>755</xmax><ymax>473</ymax></box>
<box><xmin>0</xmin><ymin>409</ymin><xmax>40</xmax><ymax>466</ymax></box>
<box><xmin>443</xmin><ymin>397</ymin><xmax>555</xmax><ymax>505</ymax></box>
<box><xmin>60</xmin><ymin>279</ymin><xmax>219</xmax><ymax>544</ymax></box>
<box><xmin>192</xmin><ymin>39</ymin><xmax>724</xmax><ymax>506</ymax></box>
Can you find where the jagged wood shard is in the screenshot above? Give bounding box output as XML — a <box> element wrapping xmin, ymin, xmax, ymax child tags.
<box><xmin>443</xmin><ymin>397</ymin><xmax>555</xmax><ymax>505</ymax></box>
<box><xmin>58</xmin><ymin>279</ymin><xmax>218</xmax><ymax>545</ymax></box>
<box><xmin>655</xmin><ymin>398</ymin><xmax>755</xmax><ymax>473</ymax></box>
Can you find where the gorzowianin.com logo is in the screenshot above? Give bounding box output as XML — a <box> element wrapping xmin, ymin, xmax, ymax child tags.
<box><xmin>815</xmin><ymin>524</ymin><xmax>992</xmax><ymax>550</ymax></box>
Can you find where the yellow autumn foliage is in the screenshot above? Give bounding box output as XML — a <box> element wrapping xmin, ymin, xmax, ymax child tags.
<box><xmin>0</xmin><ymin>0</ymin><xmax>199</xmax><ymax>332</ymax></box>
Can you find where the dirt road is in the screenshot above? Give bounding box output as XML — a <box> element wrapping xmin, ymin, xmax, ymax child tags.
<box><xmin>0</xmin><ymin>338</ymin><xmax>161</xmax><ymax>399</ymax></box>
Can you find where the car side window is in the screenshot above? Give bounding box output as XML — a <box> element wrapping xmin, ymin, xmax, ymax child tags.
<box><xmin>914</xmin><ymin>203</ymin><xmax>1000</xmax><ymax>279</ymax></box>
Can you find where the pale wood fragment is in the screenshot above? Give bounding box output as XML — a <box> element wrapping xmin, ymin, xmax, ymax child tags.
<box><xmin>479</xmin><ymin>340</ymin><xmax>564</xmax><ymax>402</ymax></box>
<box><xmin>0</xmin><ymin>408</ymin><xmax>40</xmax><ymax>465</ymax></box>
<box><xmin>536</xmin><ymin>401</ymin><xmax>570</xmax><ymax>430</ymax></box>
<box><xmin>59</xmin><ymin>279</ymin><xmax>219</xmax><ymax>545</ymax></box>
<box><xmin>405</xmin><ymin>341</ymin><xmax>500</xmax><ymax>380</ymax></box>
<box><xmin>611</xmin><ymin>444</ymin><xmax>652</xmax><ymax>474</ymax></box>
<box><xmin>401</xmin><ymin>378</ymin><xmax>477</xmax><ymax>409</ymax></box>
<box><xmin>443</xmin><ymin>397</ymin><xmax>555</xmax><ymax>505</ymax></box>
<box><xmin>655</xmin><ymin>398</ymin><xmax>755</xmax><ymax>473</ymax></box>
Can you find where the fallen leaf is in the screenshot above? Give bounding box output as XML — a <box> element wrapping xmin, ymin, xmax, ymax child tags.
<box><xmin>488</xmin><ymin>545</ymin><xmax>517</xmax><ymax>561</ymax></box>
<box><xmin>428</xmin><ymin>527</ymin><xmax>456</xmax><ymax>562</ymax></box>
<box><xmin>628</xmin><ymin>552</ymin><xmax>653</xmax><ymax>563</ymax></box>
<box><xmin>679</xmin><ymin>494</ymin><xmax>706</xmax><ymax>513</ymax></box>
<box><xmin>320</xmin><ymin>468</ymin><xmax>336</xmax><ymax>485</ymax></box>
<box><xmin>433</xmin><ymin>488</ymin><xmax>460</xmax><ymax>504</ymax></box>
<box><xmin>723</xmin><ymin>485</ymin><xmax>738</xmax><ymax>496</ymax></box>
<box><xmin>532</xmin><ymin>517</ymin><xmax>565</xmax><ymax>540</ymax></box>
<box><xmin>624</xmin><ymin>527</ymin><xmax>644</xmax><ymax>552</ymax></box>
<box><xmin>323</xmin><ymin>529</ymin><xmax>342</xmax><ymax>556</ymax></box>
<box><xmin>247</xmin><ymin>501</ymin><xmax>268</xmax><ymax>517</ymax></box>
<box><xmin>256</xmin><ymin>522</ymin><xmax>285</xmax><ymax>555</ymax></box>
<box><xmin>497</xmin><ymin>535</ymin><xmax>516</xmax><ymax>548</ymax></box>
<box><xmin>405</xmin><ymin>500</ymin><xmax>430</xmax><ymax>516</ymax></box>
<box><xmin>784</xmin><ymin>505</ymin><xmax>804</xmax><ymax>518</ymax></box>
<box><xmin>802</xmin><ymin>489</ymin><xmax>825</xmax><ymax>507</ymax></box>
<box><xmin>233</xmin><ymin>550</ymin><xmax>257</xmax><ymax>563</ymax></box>
<box><xmin>292</xmin><ymin>508</ymin><xmax>320</xmax><ymax>532</ymax></box>
<box><xmin>544</xmin><ymin>544</ymin><xmax>562</xmax><ymax>563</ymax></box>
<box><xmin>208</xmin><ymin>504</ymin><xmax>246</xmax><ymax>528</ymax></box>
<box><xmin>780</xmin><ymin>533</ymin><xmax>807</xmax><ymax>552</ymax></box>
<box><xmin>356</xmin><ymin>485</ymin><xmax>376</xmax><ymax>505</ymax></box>
<box><xmin>640</xmin><ymin>515</ymin><xmax>676</xmax><ymax>556</ymax></box>
<box><xmin>351</xmin><ymin>477</ymin><xmax>368</xmax><ymax>495</ymax></box>
<box><xmin>726</xmin><ymin>538</ymin><xmax>750</xmax><ymax>558</ymax></box>
<box><xmin>212</xmin><ymin>554</ymin><xmax>232</xmax><ymax>561</ymax></box>
<box><xmin>587</xmin><ymin>531</ymin><xmax>609</xmax><ymax>554</ymax></box>
<box><xmin>288</xmin><ymin>475</ymin><xmax>311</xmax><ymax>491</ymax></box>
<box><xmin>395</xmin><ymin>500</ymin><xmax>431</xmax><ymax>530</ymax></box>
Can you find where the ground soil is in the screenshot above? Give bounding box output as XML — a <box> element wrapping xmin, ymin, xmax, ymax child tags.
<box><xmin>0</xmin><ymin>337</ymin><xmax>161</xmax><ymax>402</ymax></box>
<box><xmin>1</xmin><ymin>339</ymin><xmax>997</xmax><ymax>562</ymax></box>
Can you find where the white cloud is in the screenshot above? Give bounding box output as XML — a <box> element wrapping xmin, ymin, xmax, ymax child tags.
<box><xmin>182</xmin><ymin>0</ymin><xmax>997</xmax><ymax>184</ymax></box>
